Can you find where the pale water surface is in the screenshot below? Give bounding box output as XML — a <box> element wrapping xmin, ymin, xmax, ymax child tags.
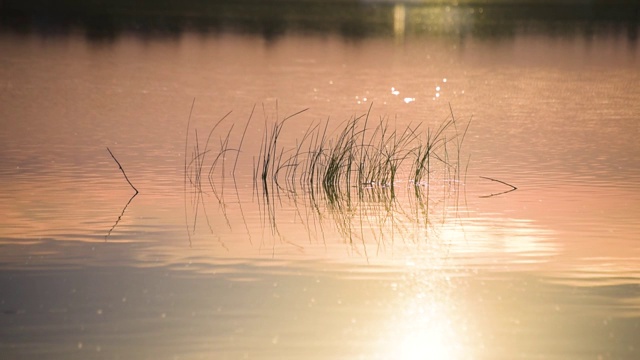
<box><xmin>1</xmin><ymin>10</ymin><xmax>640</xmax><ymax>359</ymax></box>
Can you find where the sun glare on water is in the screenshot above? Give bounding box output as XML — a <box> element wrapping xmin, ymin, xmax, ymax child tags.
<box><xmin>395</xmin><ymin>298</ymin><xmax>463</xmax><ymax>359</ymax></box>
<box><xmin>375</xmin><ymin>275</ymin><xmax>468</xmax><ymax>360</ymax></box>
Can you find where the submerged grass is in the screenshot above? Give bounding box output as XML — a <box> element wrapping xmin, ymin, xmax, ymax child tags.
<box><xmin>182</xmin><ymin>103</ymin><xmax>476</xmax><ymax>252</ymax></box>
<box><xmin>186</xmin><ymin>103</ymin><xmax>471</xmax><ymax>203</ymax></box>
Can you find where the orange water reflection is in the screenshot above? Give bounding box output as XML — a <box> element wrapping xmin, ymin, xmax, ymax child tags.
<box><xmin>1</xmin><ymin>29</ymin><xmax>640</xmax><ymax>359</ymax></box>
<box><xmin>2</xmin><ymin>167</ymin><xmax>640</xmax><ymax>276</ymax></box>
<box><xmin>1</xmin><ymin>149</ymin><xmax>639</xmax><ymax>359</ymax></box>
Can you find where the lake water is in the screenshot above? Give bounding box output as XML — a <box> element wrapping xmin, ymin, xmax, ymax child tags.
<box><xmin>1</xmin><ymin>1</ymin><xmax>640</xmax><ymax>359</ymax></box>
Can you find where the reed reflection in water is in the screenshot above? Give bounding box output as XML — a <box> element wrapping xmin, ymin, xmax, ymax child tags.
<box><xmin>182</xmin><ymin>103</ymin><xmax>475</xmax><ymax>256</ymax></box>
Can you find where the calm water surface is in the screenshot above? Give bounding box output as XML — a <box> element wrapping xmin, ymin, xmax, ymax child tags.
<box><xmin>1</xmin><ymin>10</ymin><xmax>640</xmax><ymax>359</ymax></box>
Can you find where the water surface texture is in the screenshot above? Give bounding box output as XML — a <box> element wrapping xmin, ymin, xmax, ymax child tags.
<box><xmin>1</xmin><ymin>1</ymin><xmax>640</xmax><ymax>359</ymax></box>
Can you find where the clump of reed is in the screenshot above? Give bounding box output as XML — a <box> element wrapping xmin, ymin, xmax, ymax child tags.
<box><xmin>186</xmin><ymin>103</ymin><xmax>471</xmax><ymax>201</ymax></box>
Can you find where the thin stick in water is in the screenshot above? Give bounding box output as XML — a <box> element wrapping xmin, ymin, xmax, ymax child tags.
<box><xmin>479</xmin><ymin>176</ymin><xmax>517</xmax><ymax>197</ymax></box>
<box><xmin>107</xmin><ymin>147</ymin><xmax>139</xmax><ymax>194</ymax></box>
<box><xmin>105</xmin><ymin>192</ymin><xmax>137</xmax><ymax>241</ymax></box>
<box><xmin>479</xmin><ymin>176</ymin><xmax>517</xmax><ymax>190</ymax></box>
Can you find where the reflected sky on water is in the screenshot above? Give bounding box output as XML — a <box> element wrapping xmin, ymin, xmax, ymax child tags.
<box><xmin>1</xmin><ymin>2</ymin><xmax>640</xmax><ymax>358</ymax></box>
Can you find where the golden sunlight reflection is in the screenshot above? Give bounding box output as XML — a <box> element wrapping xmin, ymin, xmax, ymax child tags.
<box><xmin>394</xmin><ymin>4</ymin><xmax>406</xmax><ymax>41</ymax></box>
<box><xmin>448</xmin><ymin>219</ymin><xmax>558</xmax><ymax>258</ymax></box>
<box><xmin>377</xmin><ymin>272</ymin><xmax>467</xmax><ymax>360</ymax></box>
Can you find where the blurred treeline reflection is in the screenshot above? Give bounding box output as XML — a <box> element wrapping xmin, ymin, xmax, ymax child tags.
<box><xmin>1</xmin><ymin>0</ymin><xmax>638</xmax><ymax>41</ymax></box>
